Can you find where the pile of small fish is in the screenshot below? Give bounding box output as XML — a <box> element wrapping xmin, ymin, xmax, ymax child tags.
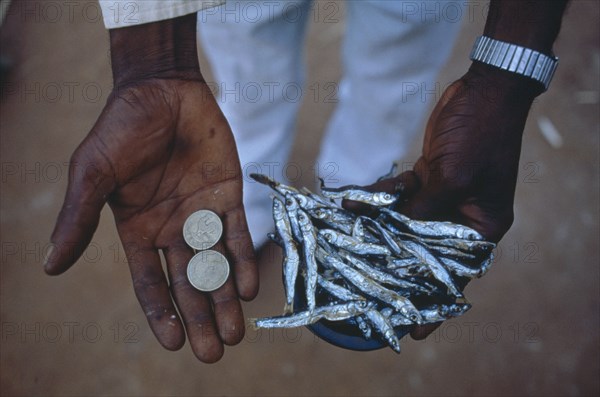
<box><xmin>248</xmin><ymin>171</ymin><xmax>495</xmax><ymax>353</ymax></box>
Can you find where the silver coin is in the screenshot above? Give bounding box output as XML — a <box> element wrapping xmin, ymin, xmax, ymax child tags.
<box><xmin>187</xmin><ymin>250</ymin><xmax>230</xmax><ymax>292</ymax></box>
<box><xmin>183</xmin><ymin>210</ymin><xmax>223</xmax><ymax>250</ymax></box>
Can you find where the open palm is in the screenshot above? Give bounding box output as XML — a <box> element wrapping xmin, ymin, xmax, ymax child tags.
<box><xmin>45</xmin><ymin>79</ymin><xmax>258</xmax><ymax>362</ymax></box>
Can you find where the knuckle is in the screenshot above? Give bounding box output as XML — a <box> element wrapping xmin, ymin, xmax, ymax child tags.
<box><xmin>185</xmin><ymin>311</ymin><xmax>214</xmax><ymax>328</ymax></box>
<box><xmin>133</xmin><ymin>273</ymin><xmax>164</xmax><ymax>291</ymax></box>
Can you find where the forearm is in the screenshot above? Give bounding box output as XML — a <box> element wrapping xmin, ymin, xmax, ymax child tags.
<box><xmin>109</xmin><ymin>13</ymin><xmax>202</xmax><ymax>87</ymax></box>
<box><xmin>483</xmin><ymin>0</ymin><xmax>568</xmax><ymax>54</ymax></box>
<box><xmin>468</xmin><ymin>0</ymin><xmax>568</xmax><ymax>97</ymax></box>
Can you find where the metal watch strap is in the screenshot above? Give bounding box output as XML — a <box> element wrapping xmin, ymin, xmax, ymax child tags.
<box><xmin>469</xmin><ymin>35</ymin><xmax>558</xmax><ymax>92</ymax></box>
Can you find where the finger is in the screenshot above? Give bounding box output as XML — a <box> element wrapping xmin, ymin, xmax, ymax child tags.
<box><xmin>124</xmin><ymin>240</ymin><xmax>185</xmax><ymax>351</ymax></box>
<box><xmin>370</xmin><ymin>170</ymin><xmax>420</xmax><ymax>197</ymax></box>
<box><xmin>206</xmin><ymin>258</ymin><xmax>245</xmax><ymax>346</ymax></box>
<box><xmin>200</xmin><ymin>240</ymin><xmax>246</xmax><ymax>346</ymax></box>
<box><xmin>164</xmin><ymin>244</ymin><xmax>224</xmax><ymax>363</ymax></box>
<box><xmin>410</xmin><ymin>322</ymin><xmax>442</xmax><ymax>340</ymax></box>
<box><xmin>45</xmin><ymin>150</ymin><xmax>115</xmax><ymax>275</ymax></box>
<box><xmin>341</xmin><ymin>171</ymin><xmax>420</xmax><ymax>214</ymax></box>
<box><xmin>222</xmin><ymin>206</ymin><xmax>259</xmax><ymax>301</ymax></box>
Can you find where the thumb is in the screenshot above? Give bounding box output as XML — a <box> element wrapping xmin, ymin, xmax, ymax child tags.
<box><xmin>44</xmin><ymin>149</ymin><xmax>115</xmax><ymax>275</ymax></box>
<box><xmin>341</xmin><ymin>170</ymin><xmax>421</xmax><ymax>214</ymax></box>
<box><xmin>395</xmin><ymin>170</ymin><xmax>459</xmax><ymax>222</ymax></box>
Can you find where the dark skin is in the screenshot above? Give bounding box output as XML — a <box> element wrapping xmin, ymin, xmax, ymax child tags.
<box><xmin>344</xmin><ymin>63</ymin><xmax>541</xmax><ymax>338</ymax></box>
<box><xmin>45</xmin><ymin>1</ymin><xmax>568</xmax><ymax>361</ymax></box>
<box><xmin>346</xmin><ymin>1</ymin><xmax>569</xmax><ymax>339</ymax></box>
<box><xmin>44</xmin><ymin>14</ymin><xmax>258</xmax><ymax>363</ymax></box>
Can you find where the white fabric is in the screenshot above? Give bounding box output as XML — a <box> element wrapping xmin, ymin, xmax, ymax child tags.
<box><xmin>198</xmin><ymin>0</ymin><xmax>463</xmax><ymax>247</ymax></box>
<box><xmin>99</xmin><ymin>0</ymin><xmax>224</xmax><ymax>29</ymax></box>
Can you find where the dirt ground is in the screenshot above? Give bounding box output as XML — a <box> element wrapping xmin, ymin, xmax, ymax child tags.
<box><xmin>1</xmin><ymin>1</ymin><xmax>598</xmax><ymax>396</ymax></box>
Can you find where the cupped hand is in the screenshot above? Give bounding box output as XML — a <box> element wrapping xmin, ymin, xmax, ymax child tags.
<box><xmin>44</xmin><ymin>78</ymin><xmax>258</xmax><ymax>363</ymax></box>
<box><xmin>345</xmin><ymin>64</ymin><xmax>538</xmax><ymax>340</ymax></box>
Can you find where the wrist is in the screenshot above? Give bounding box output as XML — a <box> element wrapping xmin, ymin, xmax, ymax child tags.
<box><xmin>464</xmin><ymin>61</ymin><xmax>541</xmax><ymax>102</ymax></box>
<box><xmin>109</xmin><ymin>14</ymin><xmax>202</xmax><ymax>87</ymax></box>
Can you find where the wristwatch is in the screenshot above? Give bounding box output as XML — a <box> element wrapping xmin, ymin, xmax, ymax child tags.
<box><xmin>469</xmin><ymin>35</ymin><xmax>559</xmax><ymax>92</ymax></box>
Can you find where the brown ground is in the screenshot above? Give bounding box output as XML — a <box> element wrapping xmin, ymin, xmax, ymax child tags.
<box><xmin>1</xmin><ymin>1</ymin><xmax>598</xmax><ymax>396</ymax></box>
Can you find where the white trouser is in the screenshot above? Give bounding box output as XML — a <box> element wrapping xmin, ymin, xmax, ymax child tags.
<box><xmin>198</xmin><ymin>0</ymin><xmax>462</xmax><ymax>246</ymax></box>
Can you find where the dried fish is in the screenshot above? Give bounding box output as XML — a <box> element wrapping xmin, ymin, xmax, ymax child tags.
<box><xmin>307</xmin><ymin>207</ymin><xmax>355</xmax><ymax>235</ymax></box>
<box><xmin>340</xmin><ymin>251</ymin><xmax>434</xmax><ymax>295</ymax></box>
<box><xmin>376</xmin><ymin>162</ymin><xmax>399</xmax><ymax>182</ymax></box>
<box><xmin>251</xmin><ymin>173</ymin><xmax>495</xmax><ymax>353</ymax></box>
<box><xmin>317</xmin><ymin>276</ymin><xmax>373</xmax><ymax>339</ymax></box>
<box><xmin>319</xmin><ymin>229</ymin><xmax>391</xmax><ymax>256</ymax></box>
<box><xmin>364</xmin><ymin>309</ymin><xmax>401</xmax><ymax>353</ymax></box>
<box><xmin>389</xmin><ymin>303</ymin><xmax>472</xmax><ymax>326</ymax></box>
<box><xmin>320</xmin><ymin>183</ymin><xmax>400</xmax><ymax>207</ymax></box>
<box><xmin>285</xmin><ymin>194</ymin><xmax>303</xmax><ymax>243</ymax></box>
<box><xmin>379</xmin><ymin>208</ymin><xmax>484</xmax><ymax>241</ymax></box>
<box><xmin>360</xmin><ymin>216</ymin><xmax>403</xmax><ymax>256</ymax></box>
<box><xmin>401</xmin><ymin>239</ymin><xmax>463</xmax><ymax>298</ymax></box>
<box><xmin>297</xmin><ymin>209</ymin><xmax>319</xmax><ymax>310</ymax></box>
<box><xmin>321</xmin><ymin>254</ymin><xmax>422</xmax><ymax>324</ymax></box>
<box><xmin>251</xmin><ymin>173</ymin><xmax>298</xmax><ymax>196</ymax></box>
<box><xmin>273</xmin><ymin>198</ymin><xmax>300</xmax><ymax>314</ymax></box>
<box><xmin>250</xmin><ymin>300</ymin><xmax>374</xmax><ymax>329</ymax></box>
<box><xmin>352</xmin><ymin>218</ymin><xmax>366</xmax><ymax>241</ymax></box>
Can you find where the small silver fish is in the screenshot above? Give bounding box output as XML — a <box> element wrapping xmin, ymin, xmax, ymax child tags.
<box><xmin>250</xmin><ymin>300</ymin><xmax>374</xmax><ymax>329</ymax></box>
<box><xmin>316</xmin><ymin>276</ymin><xmax>372</xmax><ymax>340</ymax></box>
<box><xmin>433</xmin><ymin>303</ymin><xmax>471</xmax><ymax>320</ymax></box>
<box><xmin>268</xmin><ymin>232</ymin><xmax>283</xmax><ymax>247</ymax></box>
<box><xmin>419</xmin><ymin>237</ymin><xmax>495</xmax><ymax>255</ymax></box>
<box><xmin>307</xmin><ymin>207</ymin><xmax>355</xmax><ymax>235</ymax></box>
<box><xmin>250</xmin><ymin>173</ymin><xmax>299</xmax><ymax>197</ymax></box>
<box><xmin>478</xmin><ymin>253</ymin><xmax>494</xmax><ymax>277</ymax></box>
<box><xmin>386</xmin><ymin>256</ymin><xmax>424</xmax><ymax>269</ymax></box>
<box><xmin>300</xmin><ymin>187</ymin><xmax>336</xmax><ymax>207</ymax></box>
<box><xmin>320</xmin><ymin>179</ymin><xmax>400</xmax><ymax>206</ymax></box>
<box><xmin>364</xmin><ymin>309</ymin><xmax>401</xmax><ymax>353</ymax></box>
<box><xmin>390</xmin><ymin>265</ymin><xmax>431</xmax><ymax>279</ymax></box>
<box><xmin>360</xmin><ymin>216</ymin><xmax>403</xmax><ymax>256</ymax></box>
<box><xmin>389</xmin><ymin>303</ymin><xmax>472</xmax><ymax>326</ymax></box>
<box><xmin>339</xmin><ymin>251</ymin><xmax>434</xmax><ymax>295</ymax></box>
<box><xmin>401</xmin><ymin>239</ymin><xmax>463</xmax><ymax>298</ymax></box>
<box><xmin>355</xmin><ymin>315</ymin><xmax>372</xmax><ymax>340</ymax></box>
<box><xmin>321</xmin><ymin>253</ymin><xmax>422</xmax><ymax>324</ymax></box>
<box><xmin>284</xmin><ymin>194</ymin><xmax>303</xmax><ymax>243</ymax></box>
<box><xmin>273</xmin><ymin>197</ymin><xmax>300</xmax><ymax>314</ymax></box>
<box><xmin>352</xmin><ymin>218</ymin><xmax>366</xmax><ymax>241</ymax></box>
<box><xmin>321</xmin><ymin>187</ymin><xmax>400</xmax><ymax>206</ymax></box>
<box><xmin>376</xmin><ymin>162</ymin><xmax>399</xmax><ymax>182</ymax></box>
<box><xmin>289</xmin><ymin>190</ymin><xmax>329</xmax><ymax>211</ymax></box>
<box><xmin>319</xmin><ymin>229</ymin><xmax>391</xmax><ymax>256</ymax></box>
<box><xmin>298</xmin><ymin>209</ymin><xmax>319</xmax><ymax>310</ymax></box>
<box><xmin>317</xmin><ymin>276</ymin><xmax>363</xmax><ymax>302</ymax></box>
<box><xmin>380</xmin><ymin>307</ymin><xmax>394</xmax><ymax>318</ymax></box>
<box><xmin>427</xmin><ymin>245</ymin><xmax>478</xmax><ymax>261</ymax></box>
<box><xmin>439</xmin><ymin>257</ymin><xmax>483</xmax><ymax>279</ymax></box>
<box><xmin>379</xmin><ymin>208</ymin><xmax>484</xmax><ymax>241</ymax></box>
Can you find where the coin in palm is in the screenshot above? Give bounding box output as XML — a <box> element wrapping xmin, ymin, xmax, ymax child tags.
<box><xmin>187</xmin><ymin>250</ymin><xmax>230</xmax><ymax>292</ymax></box>
<box><xmin>183</xmin><ymin>210</ymin><xmax>223</xmax><ymax>250</ymax></box>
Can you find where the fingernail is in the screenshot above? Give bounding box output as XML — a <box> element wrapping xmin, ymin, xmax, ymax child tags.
<box><xmin>43</xmin><ymin>245</ymin><xmax>56</xmax><ymax>268</ymax></box>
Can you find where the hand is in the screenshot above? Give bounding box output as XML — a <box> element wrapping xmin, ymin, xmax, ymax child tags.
<box><xmin>44</xmin><ymin>77</ymin><xmax>258</xmax><ymax>362</ymax></box>
<box><xmin>44</xmin><ymin>15</ymin><xmax>258</xmax><ymax>363</ymax></box>
<box><xmin>397</xmin><ymin>0</ymin><xmax>568</xmax><ymax>341</ymax></box>
<box><xmin>346</xmin><ymin>63</ymin><xmax>538</xmax><ymax>340</ymax></box>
